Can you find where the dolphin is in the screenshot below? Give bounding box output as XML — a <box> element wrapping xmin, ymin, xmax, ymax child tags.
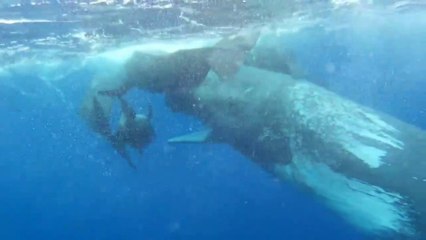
<box><xmin>81</xmin><ymin>30</ymin><xmax>426</xmax><ymax>238</ymax></box>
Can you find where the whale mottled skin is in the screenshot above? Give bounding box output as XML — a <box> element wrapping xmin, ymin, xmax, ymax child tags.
<box><xmin>189</xmin><ymin>67</ymin><xmax>426</xmax><ymax>239</ymax></box>
<box><xmin>157</xmin><ymin>65</ymin><xmax>426</xmax><ymax>239</ymax></box>
<box><xmin>81</xmin><ymin>30</ymin><xmax>426</xmax><ymax>238</ymax></box>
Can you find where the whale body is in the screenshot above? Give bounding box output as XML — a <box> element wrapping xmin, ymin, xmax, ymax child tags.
<box><xmin>81</xmin><ymin>31</ymin><xmax>426</xmax><ymax>239</ymax></box>
<box><xmin>148</xmin><ymin>64</ymin><xmax>426</xmax><ymax>239</ymax></box>
<box><xmin>174</xmin><ymin>66</ymin><xmax>426</xmax><ymax>239</ymax></box>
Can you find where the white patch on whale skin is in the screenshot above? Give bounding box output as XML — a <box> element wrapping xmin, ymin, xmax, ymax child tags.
<box><xmin>342</xmin><ymin>142</ymin><xmax>387</xmax><ymax>168</ymax></box>
<box><xmin>201</xmin><ymin>67</ymin><xmax>404</xmax><ymax>168</ymax></box>
<box><xmin>274</xmin><ymin>155</ymin><xmax>414</xmax><ymax>236</ymax></box>
<box><xmin>288</xmin><ymin>82</ymin><xmax>404</xmax><ymax>168</ymax></box>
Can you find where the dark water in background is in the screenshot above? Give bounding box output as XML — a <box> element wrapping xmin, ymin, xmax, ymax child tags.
<box><xmin>0</xmin><ymin>1</ymin><xmax>425</xmax><ymax>239</ymax></box>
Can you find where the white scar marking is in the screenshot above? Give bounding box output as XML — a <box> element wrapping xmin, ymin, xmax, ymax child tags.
<box><xmin>289</xmin><ymin>82</ymin><xmax>404</xmax><ymax>168</ymax></box>
<box><xmin>274</xmin><ymin>155</ymin><xmax>414</xmax><ymax>236</ymax></box>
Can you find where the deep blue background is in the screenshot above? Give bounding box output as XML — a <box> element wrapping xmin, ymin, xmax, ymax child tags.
<box><xmin>0</xmin><ymin>7</ymin><xmax>425</xmax><ymax>240</ymax></box>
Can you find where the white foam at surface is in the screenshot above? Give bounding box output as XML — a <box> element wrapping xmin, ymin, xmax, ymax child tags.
<box><xmin>0</xmin><ymin>35</ymin><xmax>220</xmax><ymax>90</ymax></box>
<box><xmin>93</xmin><ymin>37</ymin><xmax>220</xmax><ymax>64</ymax></box>
<box><xmin>0</xmin><ymin>18</ymin><xmax>53</xmax><ymax>24</ymax></box>
<box><xmin>331</xmin><ymin>0</ymin><xmax>362</xmax><ymax>7</ymax></box>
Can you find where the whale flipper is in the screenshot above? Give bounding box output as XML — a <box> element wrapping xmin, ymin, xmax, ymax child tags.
<box><xmin>168</xmin><ymin>129</ymin><xmax>213</xmax><ymax>144</ymax></box>
<box><xmin>109</xmin><ymin>134</ymin><xmax>136</xmax><ymax>169</ymax></box>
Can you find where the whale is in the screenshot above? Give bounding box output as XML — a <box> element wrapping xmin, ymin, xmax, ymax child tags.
<box><xmin>81</xmin><ymin>30</ymin><xmax>426</xmax><ymax>238</ymax></box>
<box><xmin>81</xmin><ymin>83</ymin><xmax>154</xmax><ymax>168</ymax></box>
<box><xmin>107</xmin><ymin>96</ymin><xmax>155</xmax><ymax>168</ymax></box>
<box><xmin>167</xmin><ymin>66</ymin><xmax>426</xmax><ymax>239</ymax></box>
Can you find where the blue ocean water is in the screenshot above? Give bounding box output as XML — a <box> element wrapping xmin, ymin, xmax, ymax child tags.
<box><xmin>0</xmin><ymin>1</ymin><xmax>425</xmax><ymax>240</ymax></box>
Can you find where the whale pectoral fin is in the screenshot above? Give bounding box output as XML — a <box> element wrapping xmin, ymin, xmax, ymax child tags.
<box><xmin>124</xmin><ymin>156</ymin><xmax>137</xmax><ymax>169</ymax></box>
<box><xmin>110</xmin><ymin>134</ymin><xmax>136</xmax><ymax>169</ymax></box>
<box><xmin>116</xmin><ymin>146</ymin><xmax>137</xmax><ymax>169</ymax></box>
<box><xmin>168</xmin><ymin>129</ymin><xmax>213</xmax><ymax>144</ymax></box>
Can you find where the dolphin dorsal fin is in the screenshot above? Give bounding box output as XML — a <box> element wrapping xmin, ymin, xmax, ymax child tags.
<box><xmin>168</xmin><ymin>129</ymin><xmax>213</xmax><ymax>144</ymax></box>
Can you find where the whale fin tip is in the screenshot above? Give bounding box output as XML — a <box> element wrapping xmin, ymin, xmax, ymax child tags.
<box><xmin>168</xmin><ymin>129</ymin><xmax>213</xmax><ymax>144</ymax></box>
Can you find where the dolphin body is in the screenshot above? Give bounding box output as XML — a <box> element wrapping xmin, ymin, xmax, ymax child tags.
<box><xmin>82</xmin><ymin>30</ymin><xmax>426</xmax><ymax>238</ymax></box>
